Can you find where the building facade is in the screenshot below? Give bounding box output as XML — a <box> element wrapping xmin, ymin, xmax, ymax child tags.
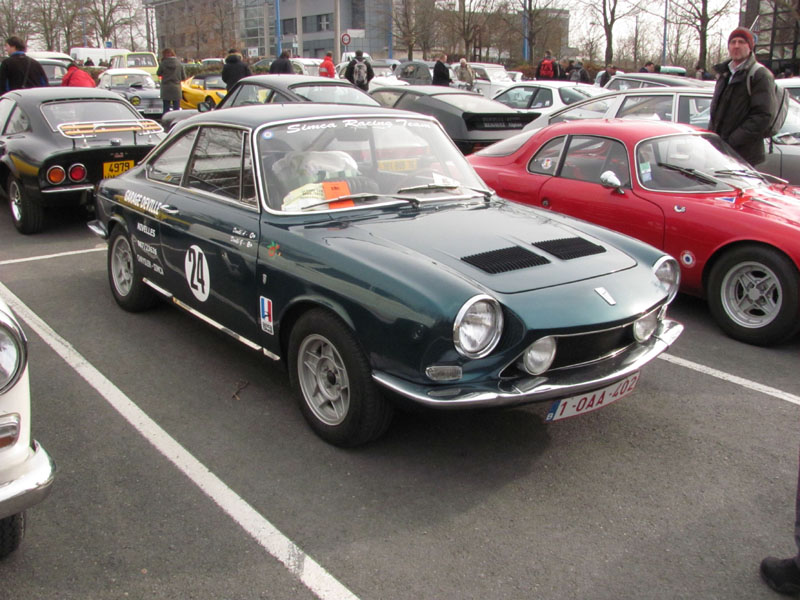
<box><xmin>145</xmin><ymin>0</ymin><xmax>392</xmax><ymax>62</ymax></box>
<box><xmin>744</xmin><ymin>0</ymin><xmax>800</xmax><ymax>74</ymax></box>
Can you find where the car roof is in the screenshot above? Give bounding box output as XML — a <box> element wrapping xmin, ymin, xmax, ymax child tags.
<box><xmin>371</xmin><ymin>84</ymin><xmax>480</xmax><ymax>96</ymax></box>
<box><xmin>540</xmin><ymin>118</ymin><xmax>702</xmax><ymax>141</ymax></box>
<box><xmin>175</xmin><ymin>103</ymin><xmax>426</xmax><ymax>130</ymax></box>
<box><xmin>503</xmin><ymin>80</ymin><xmax>597</xmax><ymax>89</ymax></box>
<box><xmin>607</xmin><ymin>73</ymin><xmax>714</xmax><ymax>87</ymax></box>
<box><xmin>102</xmin><ymin>68</ymin><xmax>153</xmax><ymax>76</ymax></box>
<box><xmin>235</xmin><ymin>74</ymin><xmax>362</xmax><ymax>90</ymax></box>
<box><xmin>4</xmin><ymin>87</ymin><xmax>130</xmax><ymax>103</ymax></box>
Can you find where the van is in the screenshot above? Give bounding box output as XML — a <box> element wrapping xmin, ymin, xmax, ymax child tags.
<box><xmin>69</xmin><ymin>47</ymin><xmax>130</xmax><ymax>66</ymax></box>
<box><xmin>109</xmin><ymin>52</ymin><xmax>159</xmax><ymax>76</ymax></box>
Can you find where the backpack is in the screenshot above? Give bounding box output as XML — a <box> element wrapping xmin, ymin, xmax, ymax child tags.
<box><xmin>539</xmin><ymin>59</ymin><xmax>554</xmax><ymax>79</ymax></box>
<box><xmin>354</xmin><ymin>60</ymin><xmax>368</xmax><ymax>86</ymax></box>
<box><xmin>745</xmin><ymin>62</ymin><xmax>789</xmax><ymax>137</ymax></box>
<box><xmin>569</xmin><ymin>69</ymin><xmax>580</xmax><ymax>82</ymax></box>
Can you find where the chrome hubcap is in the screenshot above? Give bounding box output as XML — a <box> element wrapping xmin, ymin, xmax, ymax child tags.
<box><xmin>9</xmin><ymin>182</ymin><xmax>21</xmax><ymax>222</ymax></box>
<box><xmin>720</xmin><ymin>261</ymin><xmax>782</xmax><ymax>329</ymax></box>
<box><xmin>297</xmin><ymin>334</ymin><xmax>349</xmax><ymax>426</ymax></box>
<box><xmin>111</xmin><ymin>237</ymin><xmax>134</xmax><ymax>296</ymax></box>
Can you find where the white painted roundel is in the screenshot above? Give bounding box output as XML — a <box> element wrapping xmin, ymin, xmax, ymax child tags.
<box><xmin>184</xmin><ymin>245</ymin><xmax>210</xmax><ymax>302</ymax></box>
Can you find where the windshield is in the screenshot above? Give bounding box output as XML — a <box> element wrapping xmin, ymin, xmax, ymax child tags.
<box><xmin>559</xmin><ymin>86</ymin><xmax>595</xmax><ymax>105</ymax></box>
<box><xmin>202</xmin><ymin>75</ymin><xmax>225</xmax><ymax>89</ymax></box>
<box><xmin>484</xmin><ymin>67</ymin><xmax>512</xmax><ymax>82</ymax></box>
<box><xmin>551</xmin><ymin>96</ymin><xmax>614</xmax><ymax>123</ymax></box>
<box><xmin>41</xmin><ymin>99</ymin><xmax>142</xmax><ymax>129</ymax></box>
<box><xmin>111</xmin><ymin>74</ymin><xmax>157</xmax><ymax>88</ymax></box>
<box><xmin>257</xmin><ymin>116</ymin><xmax>488</xmax><ymax>212</ymax></box>
<box><xmin>636</xmin><ymin>133</ymin><xmax>760</xmax><ymax>192</ymax></box>
<box><xmin>290</xmin><ymin>84</ymin><xmax>379</xmax><ymax>106</ymax></box>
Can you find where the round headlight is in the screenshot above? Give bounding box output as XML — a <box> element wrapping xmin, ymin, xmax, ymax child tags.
<box><xmin>0</xmin><ymin>312</ymin><xmax>27</xmax><ymax>394</ymax></box>
<box><xmin>654</xmin><ymin>256</ymin><xmax>680</xmax><ymax>303</ymax></box>
<box><xmin>130</xmin><ymin>95</ymin><xmax>141</xmax><ymax>106</ymax></box>
<box><xmin>453</xmin><ymin>295</ymin><xmax>503</xmax><ymax>358</ymax></box>
<box><xmin>521</xmin><ymin>336</ymin><xmax>557</xmax><ymax>375</ymax></box>
<box><xmin>633</xmin><ymin>310</ymin><xmax>659</xmax><ymax>342</ymax></box>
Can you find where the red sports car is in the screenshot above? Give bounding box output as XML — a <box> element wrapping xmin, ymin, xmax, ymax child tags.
<box><xmin>468</xmin><ymin>119</ymin><xmax>800</xmax><ymax>346</ymax></box>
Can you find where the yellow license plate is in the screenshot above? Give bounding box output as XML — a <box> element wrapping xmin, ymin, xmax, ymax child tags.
<box><xmin>103</xmin><ymin>160</ymin><xmax>134</xmax><ymax>178</ymax></box>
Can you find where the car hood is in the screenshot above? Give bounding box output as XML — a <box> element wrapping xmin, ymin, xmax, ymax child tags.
<box><xmin>309</xmin><ymin>200</ymin><xmax>637</xmax><ymax>294</ymax></box>
<box><xmin>740</xmin><ymin>186</ymin><xmax>800</xmax><ymax>227</ymax></box>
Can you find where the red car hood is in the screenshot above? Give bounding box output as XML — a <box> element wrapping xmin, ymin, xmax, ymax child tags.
<box><xmin>739</xmin><ymin>185</ymin><xmax>800</xmax><ymax>227</ymax></box>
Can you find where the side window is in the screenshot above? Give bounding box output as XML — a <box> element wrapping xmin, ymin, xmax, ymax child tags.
<box><xmin>241</xmin><ymin>134</ymin><xmax>257</xmax><ymax>207</ymax></box>
<box><xmin>395</xmin><ymin>93</ymin><xmax>421</xmax><ymax>110</ymax></box>
<box><xmin>187</xmin><ymin>126</ymin><xmax>248</xmax><ymax>203</ymax></box>
<box><xmin>678</xmin><ymin>95</ymin><xmax>712</xmax><ymax>128</ymax></box>
<box><xmin>618</xmin><ymin>95</ymin><xmax>673</xmax><ymax>121</ymax></box>
<box><xmin>371</xmin><ymin>90</ymin><xmax>404</xmax><ymax>107</ymax></box>
<box><xmin>229</xmin><ymin>84</ymin><xmax>270</xmax><ymax>106</ymax></box>
<box><xmin>0</xmin><ymin>98</ymin><xmax>16</xmax><ymax>132</ymax></box>
<box><xmin>528</xmin><ymin>136</ymin><xmax>565</xmax><ymax>175</ymax></box>
<box><xmin>474</xmin><ymin>67</ymin><xmax>488</xmax><ymax>81</ymax></box>
<box><xmin>267</xmin><ymin>91</ymin><xmax>291</xmax><ymax>103</ymax></box>
<box><xmin>146</xmin><ymin>128</ymin><xmax>198</xmax><ymax>185</ymax></box>
<box><xmin>496</xmin><ymin>86</ymin><xmax>535</xmax><ymax>109</ymax></box>
<box><xmin>559</xmin><ymin>135</ymin><xmax>630</xmax><ymax>186</ymax></box>
<box><xmin>399</xmin><ymin>64</ymin><xmax>416</xmax><ymax>79</ymax></box>
<box><xmin>4</xmin><ymin>106</ymin><xmax>30</xmax><ymax>134</ymax></box>
<box><xmin>550</xmin><ymin>97</ymin><xmax>613</xmax><ymax>124</ymax></box>
<box><xmin>532</xmin><ymin>88</ymin><xmax>553</xmax><ymax>108</ymax></box>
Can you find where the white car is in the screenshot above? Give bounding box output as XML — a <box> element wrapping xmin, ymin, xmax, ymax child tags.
<box><xmin>465</xmin><ymin>62</ymin><xmax>513</xmax><ymax>97</ymax></box>
<box><xmin>776</xmin><ymin>77</ymin><xmax>800</xmax><ymax>102</ymax></box>
<box><xmin>492</xmin><ymin>81</ymin><xmax>607</xmax><ymax>118</ymax></box>
<box><xmin>0</xmin><ymin>295</ymin><xmax>55</xmax><ymax>559</ymax></box>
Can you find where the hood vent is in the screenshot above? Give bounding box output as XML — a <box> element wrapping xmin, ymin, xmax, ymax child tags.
<box><xmin>462</xmin><ymin>246</ymin><xmax>550</xmax><ymax>274</ymax></box>
<box><xmin>533</xmin><ymin>237</ymin><xmax>606</xmax><ymax>260</ymax></box>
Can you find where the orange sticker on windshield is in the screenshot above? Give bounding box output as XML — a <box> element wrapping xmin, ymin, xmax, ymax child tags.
<box><xmin>322</xmin><ymin>181</ymin><xmax>354</xmax><ymax>209</ymax></box>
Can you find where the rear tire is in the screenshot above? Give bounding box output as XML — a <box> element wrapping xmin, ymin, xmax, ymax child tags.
<box><xmin>288</xmin><ymin>309</ymin><xmax>393</xmax><ymax>447</ymax></box>
<box><xmin>707</xmin><ymin>245</ymin><xmax>800</xmax><ymax>345</ymax></box>
<box><xmin>108</xmin><ymin>226</ymin><xmax>157</xmax><ymax>312</ymax></box>
<box><xmin>0</xmin><ymin>512</ymin><xmax>25</xmax><ymax>560</ymax></box>
<box><xmin>8</xmin><ymin>178</ymin><xmax>44</xmax><ymax>234</ymax></box>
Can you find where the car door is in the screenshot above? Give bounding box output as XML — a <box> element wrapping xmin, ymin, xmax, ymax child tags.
<box><xmin>533</xmin><ymin>134</ymin><xmax>666</xmax><ymax>249</ymax></box>
<box><xmin>158</xmin><ymin>124</ymin><xmax>261</xmax><ymax>337</ymax></box>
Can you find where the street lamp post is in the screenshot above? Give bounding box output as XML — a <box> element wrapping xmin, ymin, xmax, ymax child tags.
<box><xmin>661</xmin><ymin>0</ymin><xmax>668</xmax><ymax>64</ymax></box>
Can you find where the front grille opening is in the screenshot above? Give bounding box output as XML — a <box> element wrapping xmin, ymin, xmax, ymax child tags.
<box><xmin>533</xmin><ymin>237</ymin><xmax>607</xmax><ymax>260</ymax></box>
<box><xmin>462</xmin><ymin>246</ymin><xmax>550</xmax><ymax>274</ymax></box>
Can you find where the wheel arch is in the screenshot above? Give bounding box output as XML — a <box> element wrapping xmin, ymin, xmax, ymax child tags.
<box><xmin>278</xmin><ymin>298</ymin><xmax>359</xmax><ymax>364</ymax></box>
<box><xmin>701</xmin><ymin>240</ymin><xmax>800</xmax><ymax>299</ymax></box>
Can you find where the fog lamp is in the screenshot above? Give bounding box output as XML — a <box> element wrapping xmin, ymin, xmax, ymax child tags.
<box><xmin>0</xmin><ymin>414</ymin><xmax>20</xmax><ymax>449</ymax></box>
<box><xmin>521</xmin><ymin>336</ymin><xmax>556</xmax><ymax>375</ymax></box>
<box><xmin>633</xmin><ymin>311</ymin><xmax>659</xmax><ymax>342</ymax></box>
<box><xmin>425</xmin><ymin>365</ymin><xmax>463</xmax><ymax>382</ymax></box>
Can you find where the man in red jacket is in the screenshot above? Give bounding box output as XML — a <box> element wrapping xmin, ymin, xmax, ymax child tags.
<box><xmin>62</xmin><ymin>62</ymin><xmax>96</xmax><ymax>87</ymax></box>
<box><xmin>319</xmin><ymin>52</ymin><xmax>335</xmax><ymax>78</ymax></box>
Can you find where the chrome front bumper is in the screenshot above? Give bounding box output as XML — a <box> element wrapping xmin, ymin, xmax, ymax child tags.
<box><xmin>373</xmin><ymin>319</ymin><xmax>683</xmax><ymax>409</ymax></box>
<box><xmin>0</xmin><ymin>441</ymin><xmax>55</xmax><ymax>520</ymax></box>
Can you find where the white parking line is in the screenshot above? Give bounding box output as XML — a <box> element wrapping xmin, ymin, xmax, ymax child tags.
<box><xmin>0</xmin><ymin>281</ymin><xmax>359</xmax><ymax>600</ymax></box>
<box><xmin>0</xmin><ymin>246</ymin><xmax>105</xmax><ymax>266</ymax></box>
<box><xmin>658</xmin><ymin>352</ymin><xmax>800</xmax><ymax>406</ymax></box>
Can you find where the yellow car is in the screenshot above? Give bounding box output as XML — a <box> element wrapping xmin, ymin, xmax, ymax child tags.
<box><xmin>180</xmin><ymin>73</ymin><xmax>227</xmax><ymax>109</ymax></box>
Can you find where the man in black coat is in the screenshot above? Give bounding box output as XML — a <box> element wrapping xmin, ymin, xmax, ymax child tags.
<box><xmin>269</xmin><ymin>50</ymin><xmax>294</xmax><ymax>74</ymax></box>
<box><xmin>0</xmin><ymin>36</ymin><xmax>48</xmax><ymax>92</ymax></box>
<box><xmin>710</xmin><ymin>27</ymin><xmax>773</xmax><ymax>166</ymax></box>
<box><xmin>345</xmin><ymin>50</ymin><xmax>374</xmax><ymax>90</ymax></box>
<box><xmin>222</xmin><ymin>49</ymin><xmax>252</xmax><ymax>90</ymax></box>
<box><xmin>432</xmin><ymin>53</ymin><xmax>451</xmax><ymax>86</ymax></box>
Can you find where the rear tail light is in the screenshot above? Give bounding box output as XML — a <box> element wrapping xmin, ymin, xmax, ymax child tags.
<box><xmin>46</xmin><ymin>165</ymin><xmax>66</xmax><ymax>185</ymax></box>
<box><xmin>68</xmin><ymin>164</ymin><xmax>87</xmax><ymax>182</ymax></box>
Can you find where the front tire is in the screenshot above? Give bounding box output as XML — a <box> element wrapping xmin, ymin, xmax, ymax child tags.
<box><xmin>8</xmin><ymin>178</ymin><xmax>44</xmax><ymax>234</ymax></box>
<box><xmin>108</xmin><ymin>226</ymin><xmax>157</xmax><ymax>312</ymax></box>
<box><xmin>288</xmin><ymin>309</ymin><xmax>393</xmax><ymax>447</ymax></box>
<box><xmin>707</xmin><ymin>245</ymin><xmax>800</xmax><ymax>345</ymax></box>
<box><xmin>0</xmin><ymin>512</ymin><xmax>25</xmax><ymax>560</ymax></box>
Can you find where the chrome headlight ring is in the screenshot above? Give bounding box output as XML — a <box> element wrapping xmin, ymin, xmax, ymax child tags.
<box><xmin>0</xmin><ymin>309</ymin><xmax>27</xmax><ymax>395</ymax></box>
<box><xmin>654</xmin><ymin>255</ymin><xmax>680</xmax><ymax>303</ymax></box>
<box><xmin>453</xmin><ymin>294</ymin><xmax>504</xmax><ymax>359</ymax></box>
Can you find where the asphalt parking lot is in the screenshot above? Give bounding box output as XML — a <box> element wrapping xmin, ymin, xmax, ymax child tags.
<box><xmin>1</xmin><ymin>207</ymin><xmax>799</xmax><ymax>600</ymax></box>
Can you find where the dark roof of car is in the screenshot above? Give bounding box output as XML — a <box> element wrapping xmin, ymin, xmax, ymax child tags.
<box><xmin>3</xmin><ymin>87</ymin><xmax>129</xmax><ymax>103</ymax></box>
<box><xmin>235</xmin><ymin>74</ymin><xmax>364</xmax><ymax>91</ymax></box>
<box><xmin>174</xmin><ymin>103</ymin><xmax>423</xmax><ymax>130</ymax></box>
<box><xmin>370</xmin><ymin>85</ymin><xmax>480</xmax><ymax>96</ymax></box>
<box><xmin>606</xmin><ymin>73</ymin><xmax>715</xmax><ymax>87</ymax></box>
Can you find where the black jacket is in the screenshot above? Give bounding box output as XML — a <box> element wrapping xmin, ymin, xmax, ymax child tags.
<box><xmin>710</xmin><ymin>53</ymin><xmax>773</xmax><ymax>166</ymax></box>
<box><xmin>0</xmin><ymin>53</ymin><xmax>48</xmax><ymax>92</ymax></box>
<box><xmin>269</xmin><ymin>56</ymin><xmax>294</xmax><ymax>74</ymax></box>
<box><xmin>432</xmin><ymin>60</ymin><xmax>451</xmax><ymax>86</ymax></box>
<box><xmin>222</xmin><ymin>54</ymin><xmax>252</xmax><ymax>90</ymax></box>
<box><xmin>344</xmin><ymin>58</ymin><xmax>374</xmax><ymax>90</ymax></box>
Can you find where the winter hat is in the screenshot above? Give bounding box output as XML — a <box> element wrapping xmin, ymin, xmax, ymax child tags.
<box><xmin>728</xmin><ymin>27</ymin><xmax>755</xmax><ymax>51</ymax></box>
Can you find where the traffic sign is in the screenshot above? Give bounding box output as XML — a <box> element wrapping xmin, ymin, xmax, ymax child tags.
<box><xmin>341</xmin><ymin>33</ymin><xmax>351</xmax><ymax>46</ymax></box>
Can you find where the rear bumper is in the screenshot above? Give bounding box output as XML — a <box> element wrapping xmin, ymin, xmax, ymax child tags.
<box><xmin>373</xmin><ymin>318</ymin><xmax>683</xmax><ymax>409</ymax></box>
<box><xmin>0</xmin><ymin>441</ymin><xmax>55</xmax><ymax>520</ymax></box>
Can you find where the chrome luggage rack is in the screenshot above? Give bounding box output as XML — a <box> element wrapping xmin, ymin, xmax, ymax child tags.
<box><xmin>57</xmin><ymin>119</ymin><xmax>163</xmax><ymax>146</ymax></box>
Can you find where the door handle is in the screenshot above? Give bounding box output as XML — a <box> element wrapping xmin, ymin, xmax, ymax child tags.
<box><xmin>159</xmin><ymin>205</ymin><xmax>179</xmax><ymax>215</ymax></box>
<box><xmin>541</xmin><ymin>198</ymin><xmax>551</xmax><ymax>208</ymax></box>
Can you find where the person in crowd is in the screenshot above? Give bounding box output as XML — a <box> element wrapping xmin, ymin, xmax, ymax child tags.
<box><xmin>536</xmin><ymin>50</ymin><xmax>561</xmax><ymax>80</ymax></box>
<box><xmin>431</xmin><ymin>52</ymin><xmax>451</xmax><ymax>86</ymax></box>
<box><xmin>710</xmin><ymin>27</ymin><xmax>774</xmax><ymax>166</ymax></box>
<box><xmin>457</xmin><ymin>58</ymin><xmax>474</xmax><ymax>90</ymax></box>
<box><xmin>570</xmin><ymin>61</ymin><xmax>591</xmax><ymax>83</ymax></box>
<box><xmin>598</xmin><ymin>64</ymin><xmax>617</xmax><ymax>87</ymax></box>
<box><xmin>695</xmin><ymin>63</ymin><xmax>714</xmax><ymax>81</ymax></box>
<box><xmin>319</xmin><ymin>52</ymin><xmax>336</xmax><ymax>78</ymax></box>
<box><xmin>269</xmin><ymin>50</ymin><xmax>294</xmax><ymax>74</ymax></box>
<box><xmin>222</xmin><ymin>49</ymin><xmax>251</xmax><ymax>91</ymax></box>
<box><xmin>156</xmin><ymin>48</ymin><xmax>185</xmax><ymax>113</ymax></box>
<box><xmin>84</xmin><ymin>57</ymin><xmax>94</xmax><ymax>67</ymax></box>
<box><xmin>760</xmin><ymin>447</ymin><xmax>800</xmax><ymax>596</ymax></box>
<box><xmin>345</xmin><ymin>49</ymin><xmax>374</xmax><ymax>90</ymax></box>
<box><xmin>0</xmin><ymin>36</ymin><xmax>48</xmax><ymax>92</ymax></box>
<box><xmin>61</xmin><ymin>61</ymin><xmax>95</xmax><ymax>87</ymax></box>
<box><xmin>640</xmin><ymin>61</ymin><xmax>655</xmax><ymax>73</ymax></box>
<box><xmin>559</xmin><ymin>58</ymin><xmax>571</xmax><ymax>80</ymax></box>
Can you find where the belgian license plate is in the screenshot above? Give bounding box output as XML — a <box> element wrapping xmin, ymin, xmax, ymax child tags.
<box><xmin>545</xmin><ymin>372</ymin><xmax>640</xmax><ymax>422</ymax></box>
<box><xmin>103</xmin><ymin>160</ymin><xmax>134</xmax><ymax>178</ymax></box>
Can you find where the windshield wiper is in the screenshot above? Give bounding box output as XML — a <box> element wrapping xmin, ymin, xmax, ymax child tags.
<box><xmin>657</xmin><ymin>162</ymin><xmax>718</xmax><ymax>185</ymax></box>
<box><xmin>298</xmin><ymin>192</ymin><xmax>419</xmax><ymax>212</ymax></box>
<box><xmin>396</xmin><ymin>183</ymin><xmax>461</xmax><ymax>194</ymax></box>
<box><xmin>712</xmin><ymin>168</ymin><xmax>763</xmax><ymax>178</ymax></box>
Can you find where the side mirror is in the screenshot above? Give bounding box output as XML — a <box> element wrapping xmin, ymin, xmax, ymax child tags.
<box><xmin>197</xmin><ymin>101</ymin><xmax>212</xmax><ymax>112</ymax></box>
<box><xmin>600</xmin><ymin>170</ymin><xmax>624</xmax><ymax>193</ymax></box>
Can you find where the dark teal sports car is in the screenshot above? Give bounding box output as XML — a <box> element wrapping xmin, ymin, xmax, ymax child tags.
<box><xmin>89</xmin><ymin>104</ymin><xmax>683</xmax><ymax>447</ymax></box>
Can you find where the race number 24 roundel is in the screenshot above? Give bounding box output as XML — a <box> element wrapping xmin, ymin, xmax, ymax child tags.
<box><xmin>185</xmin><ymin>245</ymin><xmax>210</xmax><ymax>302</ymax></box>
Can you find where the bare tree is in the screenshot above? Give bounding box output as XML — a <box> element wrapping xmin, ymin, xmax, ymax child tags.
<box><xmin>389</xmin><ymin>0</ymin><xmax>417</xmax><ymax>60</ymax></box>
<box><xmin>414</xmin><ymin>0</ymin><xmax>439</xmax><ymax>59</ymax></box>
<box><xmin>210</xmin><ymin>0</ymin><xmax>235</xmax><ymax>56</ymax></box>
<box><xmin>580</xmin><ymin>0</ymin><xmax>638</xmax><ymax>65</ymax></box>
<box><xmin>87</xmin><ymin>0</ymin><xmax>135</xmax><ymax>46</ymax></box>
<box><xmin>0</xmin><ymin>0</ymin><xmax>34</xmax><ymax>43</ymax></box>
<box><xmin>57</xmin><ymin>0</ymin><xmax>84</xmax><ymax>50</ymax></box>
<box><xmin>670</xmin><ymin>0</ymin><xmax>733</xmax><ymax>70</ymax></box>
<box><xmin>29</xmin><ymin>0</ymin><xmax>60</xmax><ymax>50</ymax></box>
